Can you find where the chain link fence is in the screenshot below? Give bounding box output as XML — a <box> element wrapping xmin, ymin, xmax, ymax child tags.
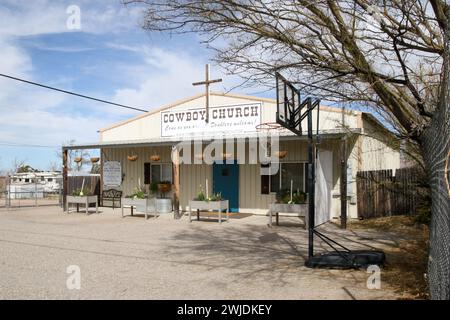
<box><xmin>0</xmin><ymin>175</ymin><xmax>62</xmax><ymax>209</ymax></box>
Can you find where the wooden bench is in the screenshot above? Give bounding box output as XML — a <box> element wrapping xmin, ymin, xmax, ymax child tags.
<box><xmin>101</xmin><ymin>189</ymin><xmax>122</xmax><ymax>208</ymax></box>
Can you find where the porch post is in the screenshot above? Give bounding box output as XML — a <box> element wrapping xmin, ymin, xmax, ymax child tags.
<box><xmin>307</xmin><ymin>99</ymin><xmax>315</xmax><ymax>258</ymax></box>
<box><xmin>99</xmin><ymin>148</ymin><xmax>104</xmax><ymax>207</ymax></box>
<box><xmin>172</xmin><ymin>145</ymin><xmax>180</xmax><ymax>218</ymax></box>
<box><xmin>340</xmin><ymin>138</ymin><xmax>347</xmax><ymax>229</ymax></box>
<box><xmin>62</xmin><ymin>148</ymin><xmax>68</xmax><ymax>212</ymax></box>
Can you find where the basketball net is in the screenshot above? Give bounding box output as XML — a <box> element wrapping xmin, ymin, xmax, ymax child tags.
<box><xmin>255</xmin><ymin>122</ymin><xmax>283</xmax><ymax>159</ymax></box>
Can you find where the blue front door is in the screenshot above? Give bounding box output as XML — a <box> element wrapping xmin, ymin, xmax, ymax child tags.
<box><xmin>213</xmin><ymin>161</ymin><xmax>239</xmax><ymax>212</ymax></box>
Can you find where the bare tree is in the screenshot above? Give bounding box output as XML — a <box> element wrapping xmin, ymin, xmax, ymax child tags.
<box><xmin>125</xmin><ymin>0</ymin><xmax>449</xmax><ymax>298</ymax></box>
<box><xmin>55</xmin><ymin>140</ymin><xmax>91</xmax><ymax>172</ymax></box>
<box><xmin>11</xmin><ymin>157</ymin><xmax>27</xmax><ymax>173</ymax></box>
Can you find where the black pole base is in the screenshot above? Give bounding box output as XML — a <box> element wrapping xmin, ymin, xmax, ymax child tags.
<box><xmin>305</xmin><ymin>250</ymin><xmax>385</xmax><ymax>269</ymax></box>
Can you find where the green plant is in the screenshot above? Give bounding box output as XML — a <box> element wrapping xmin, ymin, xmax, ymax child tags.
<box><xmin>208</xmin><ymin>192</ymin><xmax>223</xmax><ymax>201</ymax></box>
<box><xmin>291</xmin><ymin>191</ymin><xmax>307</xmax><ymax>204</ymax></box>
<box><xmin>72</xmin><ymin>187</ymin><xmax>91</xmax><ymax>196</ymax></box>
<box><xmin>276</xmin><ymin>189</ymin><xmax>306</xmax><ymax>204</ymax></box>
<box><xmin>157</xmin><ymin>181</ymin><xmax>171</xmax><ymax>198</ymax></box>
<box><xmin>194</xmin><ymin>185</ymin><xmax>206</xmax><ymax>201</ymax></box>
<box><xmin>194</xmin><ymin>191</ymin><xmax>206</xmax><ymax>201</ymax></box>
<box><xmin>150</xmin><ymin>181</ymin><xmax>158</xmax><ymax>194</ymax></box>
<box><xmin>127</xmin><ymin>186</ymin><xmax>146</xmax><ymax>199</ymax></box>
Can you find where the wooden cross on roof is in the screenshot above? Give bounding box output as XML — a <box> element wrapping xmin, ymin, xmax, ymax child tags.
<box><xmin>192</xmin><ymin>64</ymin><xmax>222</xmax><ymax>123</ymax></box>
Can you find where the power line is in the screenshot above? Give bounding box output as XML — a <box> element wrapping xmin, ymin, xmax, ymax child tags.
<box><xmin>0</xmin><ymin>73</ymin><xmax>149</xmax><ymax>113</ymax></box>
<box><xmin>0</xmin><ymin>142</ymin><xmax>58</xmax><ymax>148</ymax></box>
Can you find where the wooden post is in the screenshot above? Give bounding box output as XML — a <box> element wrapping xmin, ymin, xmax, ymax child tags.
<box><xmin>340</xmin><ymin>138</ymin><xmax>347</xmax><ymax>228</ymax></box>
<box><xmin>62</xmin><ymin>148</ymin><xmax>68</xmax><ymax>212</ymax></box>
<box><xmin>172</xmin><ymin>146</ymin><xmax>180</xmax><ymax>218</ymax></box>
<box><xmin>99</xmin><ymin>148</ymin><xmax>104</xmax><ymax>207</ymax></box>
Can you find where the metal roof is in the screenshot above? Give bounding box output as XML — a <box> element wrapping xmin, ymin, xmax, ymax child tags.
<box><xmin>62</xmin><ymin>128</ymin><xmax>361</xmax><ymax>150</ymax></box>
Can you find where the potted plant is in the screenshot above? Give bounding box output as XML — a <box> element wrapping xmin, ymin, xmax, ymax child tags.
<box><xmin>155</xmin><ymin>181</ymin><xmax>172</xmax><ymax>214</ymax></box>
<box><xmin>66</xmin><ymin>187</ymin><xmax>98</xmax><ymax>214</ymax></box>
<box><xmin>275</xmin><ymin>189</ymin><xmax>307</xmax><ymax>205</ymax></box>
<box><xmin>157</xmin><ymin>181</ymin><xmax>172</xmax><ymax>196</ymax></box>
<box><xmin>150</xmin><ymin>181</ymin><xmax>159</xmax><ymax>196</ymax></box>
<box><xmin>189</xmin><ymin>185</ymin><xmax>229</xmax><ymax>223</ymax></box>
<box><xmin>121</xmin><ymin>186</ymin><xmax>153</xmax><ymax>218</ymax></box>
<box><xmin>269</xmin><ymin>189</ymin><xmax>308</xmax><ymax>227</ymax></box>
<box><xmin>127</xmin><ymin>155</ymin><xmax>138</xmax><ymax>161</ymax></box>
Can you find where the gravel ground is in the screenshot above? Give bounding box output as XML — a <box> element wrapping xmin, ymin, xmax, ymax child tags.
<box><xmin>0</xmin><ymin>206</ymin><xmax>401</xmax><ymax>299</ymax></box>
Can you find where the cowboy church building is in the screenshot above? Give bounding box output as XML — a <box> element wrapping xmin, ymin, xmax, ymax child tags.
<box><xmin>66</xmin><ymin>91</ymin><xmax>400</xmax><ymax>222</ymax></box>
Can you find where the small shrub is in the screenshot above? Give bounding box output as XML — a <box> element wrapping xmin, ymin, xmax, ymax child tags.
<box><xmin>150</xmin><ymin>181</ymin><xmax>158</xmax><ymax>194</ymax></box>
<box><xmin>127</xmin><ymin>186</ymin><xmax>146</xmax><ymax>199</ymax></box>
<box><xmin>209</xmin><ymin>192</ymin><xmax>223</xmax><ymax>201</ymax></box>
<box><xmin>194</xmin><ymin>185</ymin><xmax>206</xmax><ymax>201</ymax></box>
<box><xmin>276</xmin><ymin>189</ymin><xmax>307</xmax><ymax>204</ymax></box>
<box><xmin>72</xmin><ymin>188</ymin><xmax>91</xmax><ymax>196</ymax></box>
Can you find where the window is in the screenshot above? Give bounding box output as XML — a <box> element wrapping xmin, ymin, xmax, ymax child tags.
<box><xmin>47</xmin><ymin>178</ymin><xmax>53</xmax><ymax>182</ymax></box>
<box><xmin>261</xmin><ymin>162</ymin><xmax>307</xmax><ymax>194</ymax></box>
<box><xmin>25</xmin><ymin>179</ymin><xmax>30</xmax><ymax>183</ymax></box>
<box><xmin>144</xmin><ymin>162</ymin><xmax>172</xmax><ymax>184</ymax></box>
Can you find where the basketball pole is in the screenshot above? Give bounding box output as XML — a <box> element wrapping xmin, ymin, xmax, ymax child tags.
<box><xmin>276</xmin><ymin>72</ymin><xmax>385</xmax><ymax>268</ymax></box>
<box><xmin>307</xmin><ymin>99</ymin><xmax>315</xmax><ymax>258</ymax></box>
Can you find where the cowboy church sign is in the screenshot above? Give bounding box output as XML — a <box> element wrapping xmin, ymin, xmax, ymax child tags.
<box><xmin>161</xmin><ymin>103</ymin><xmax>261</xmax><ymax>137</ymax></box>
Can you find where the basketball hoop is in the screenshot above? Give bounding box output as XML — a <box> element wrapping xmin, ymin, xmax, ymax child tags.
<box><xmin>255</xmin><ymin>122</ymin><xmax>283</xmax><ymax>133</ymax></box>
<box><xmin>255</xmin><ymin>122</ymin><xmax>287</xmax><ymax>159</ymax></box>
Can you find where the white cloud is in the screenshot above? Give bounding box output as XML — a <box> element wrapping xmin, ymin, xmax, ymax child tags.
<box><xmin>0</xmin><ymin>0</ymin><xmax>248</xmax><ymax>171</ymax></box>
<box><xmin>110</xmin><ymin>45</ymin><xmax>241</xmax><ymax>113</ymax></box>
<box><xmin>0</xmin><ymin>0</ymin><xmax>143</xmax><ymax>37</ymax></box>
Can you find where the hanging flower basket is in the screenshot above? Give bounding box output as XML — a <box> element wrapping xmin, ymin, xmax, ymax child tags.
<box><xmin>90</xmin><ymin>157</ymin><xmax>100</xmax><ymax>163</ymax></box>
<box><xmin>157</xmin><ymin>182</ymin><xmax>172</xmax><ymax>194</ymax></box>
<box><xmin>274</xmin><ymin>151</ymin><xmax>288</xmax><ymax>159</ymax></box>
<box><xmin>74</xmin><ymin>157</ymin><xmax>83</xmax><ymax>163</ymax></box>
<box><xmin>150</xmin><ymin>155</ymin><xmax>161</xmax><ymax>162</ymax></box>
<box><xmin>127</xmin><ymin>155</ymin><xmax>138</xmax><ymax>162</ymax></box>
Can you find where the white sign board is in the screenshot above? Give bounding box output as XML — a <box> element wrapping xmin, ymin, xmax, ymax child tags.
<box><xmin>161</xmin><ymin>103</ymin><xmax>261</xmax><ymax>137</ymax></box>
<box><xmin>103</xmin><ymin>161</ymin><xmax>122</xmax><ymax>186</ymax></box>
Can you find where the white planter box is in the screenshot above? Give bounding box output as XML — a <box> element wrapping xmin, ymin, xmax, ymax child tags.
<box><xmin>121</xmin><ymin>197</ymin><xmax>157</xmax><ymax>220</ymax></box>
<box><xmin>66</xmin><ymin>195</ymin><xmax>98</xmax><ymax>214</ymax></box>
<box><xmin>189</xmin><ymin>200</ymin><xmax>229</xmax><ymax>223</ymax></box>
<box><xmin>268</xmin><ymin>203</ymin><xmax>308</xmax><ymax>228</ymax></box>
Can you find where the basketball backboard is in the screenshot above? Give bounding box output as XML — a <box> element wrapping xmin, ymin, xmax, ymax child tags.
<box><xmin>276</xmin><ymin>72</ymin><xmax>302</xmax><ymax>135</ymax></box>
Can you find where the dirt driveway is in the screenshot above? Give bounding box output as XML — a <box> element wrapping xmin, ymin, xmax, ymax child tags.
<box><xmin>0</xmin><ymin>206</ymin><xmax>408</xmax><ymax>299</ymax></box>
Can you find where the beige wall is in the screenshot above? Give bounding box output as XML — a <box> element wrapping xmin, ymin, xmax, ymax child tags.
<box><xmin>100</xmin><ymin>92</ymin><xmax>360</xmax><ymax>142</ymax></box>
<box><xmin>328</xmin><ymin>116</ymin><xmax>401</xmax><ymax>220</ymax></box>
<box><xmin>102</xmin><ymin>139</ymin><xmax>340</xmax><ymax>215</ymax></box>
<box><xmin>102</xmin><ymin>146</ymin><xmax>172</xmax><ymax>197</ymax></box>
<box><xmin>99</xmin><ymin>93</ymin><xmax>400</xmax><ymax>219</ymax></box>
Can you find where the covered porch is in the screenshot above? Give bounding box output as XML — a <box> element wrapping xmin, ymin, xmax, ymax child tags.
<box><xmin>61</xmin><ymin>131</ymin><xmax>356</xmax><ymax>220</ymax></box>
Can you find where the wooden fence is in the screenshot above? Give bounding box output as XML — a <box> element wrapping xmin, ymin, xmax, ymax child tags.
<box><xmin>356</xmin><ymin>167</ymin><xmax>423</xmax><ymax>219</ymax></box>
<box><xmin>67</xmin><ymin>175</ymin><xmax>100</xmax><ymax>198</ymax></box>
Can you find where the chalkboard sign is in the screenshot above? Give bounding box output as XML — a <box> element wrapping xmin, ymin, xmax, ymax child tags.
<box><xmin>103</xmin><ymin>161</ymin><xmax>122</xmax><ymax>186</ymax></box>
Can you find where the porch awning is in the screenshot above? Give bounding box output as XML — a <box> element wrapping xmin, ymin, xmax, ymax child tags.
<box><xmin>62</xmin><ymin>128</ymin><xmax>361</xmax><ymax>150</ymax></box>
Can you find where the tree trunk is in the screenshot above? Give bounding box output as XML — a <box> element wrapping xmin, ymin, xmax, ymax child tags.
<box><xmin>420</xmin><ymin>12</ymin><xmax>450</xmax><ymax>299</ymax></box>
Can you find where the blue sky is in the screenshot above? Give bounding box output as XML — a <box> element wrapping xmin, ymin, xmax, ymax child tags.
<box><xmin>0</xmin><ymin>0</ymin><xmax>255</xmax><ymax>172</ymax></box>
<box><xmin>0</xmin><ymin>1</ymin><xmax>366</xmax><ymax>173</ymax></box>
